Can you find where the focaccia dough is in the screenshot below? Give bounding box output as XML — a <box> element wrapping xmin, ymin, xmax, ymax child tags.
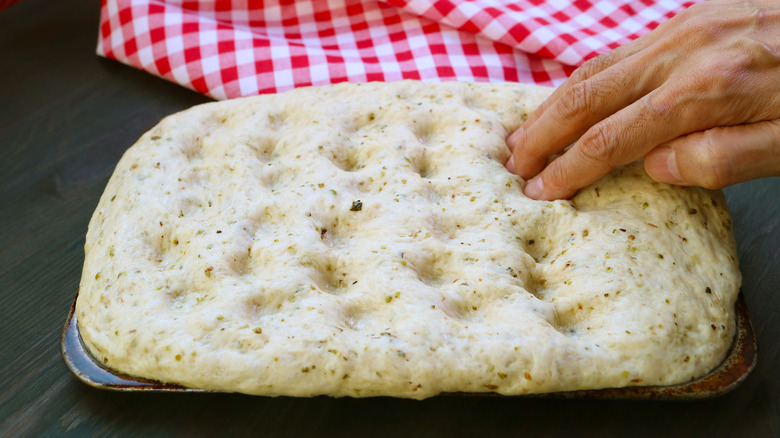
<box><xmin>76</xmin><ymin>81</ymin><xmax>741</xmax><ymax>398</ymax></box>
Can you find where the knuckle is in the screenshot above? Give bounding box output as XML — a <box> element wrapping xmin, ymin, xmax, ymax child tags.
<box><xmin>666</xmin><ymin>14</ymin><xmax>721</xmax><ymax>49</ymax></box>
<box><xmin>640</xmin><ymin>90</ymin><xmax>674</xmax><ymax>116</ymax></box>
<box><xmin>556</xmin><ymin>81</ymin><xmax>591</xmax><ymax>121</ymax></box>
<box><xmin>678</xmin><ymin>8</ymin><xmax>722</xmax><ymax>37</ymax></box>
<box><xmin>568</xmin><ymin>64</ymin><xmax>591</xmax><ymax>84</ymax></box>
<box><xmin>740</xmin><ymin>38</ymin><xmax>777</xmax><ymax>70</ymax></box>
<box><xmin>689</xmin><ymin>130</ymin><xmax>733</xmax><ymax>189</ymax></box>
<box><xmin>543</xmin><ymin>159</ymin><xmax>576</xmax><ymax>195</ymax></box>
<box><xmin>573</xmin><ymin>56</ymin><xmax>609</xmax><ymax>82</ymax></box>
<box><xmin>578</xmin><ymin>123</ymin><xmax>615</xmax><ymax>166</ymax></box>
<box><xmin>698</xmin><ymin>55</ymin><xmax>751</xmax><ymax>92</ymax></box>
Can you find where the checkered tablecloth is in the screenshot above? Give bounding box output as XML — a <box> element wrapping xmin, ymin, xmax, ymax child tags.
<box><xmin>96</xmin><ymin>0</ymin><xmax>697</xmax><ymax>100</ymax></box>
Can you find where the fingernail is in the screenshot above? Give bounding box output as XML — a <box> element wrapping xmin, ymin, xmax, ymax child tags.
<box><xmin>666</xmin><ymin>148</ymin><xmax>682</xmax><ymax>182</ymax></box>
<box><xmin>646</xmin><ymin>146</ymin><xmax>683</xmax><ymax>184</ymax></box>
<box><xmin>524</xmin><ymin>176</ymin><xmax>544</xmax><ymax>199</ymax></box>
<box><xmin>506</xmin><ymin>156</ymin><xmax>516</xmax><ymax>173</ymax></box>
<box><xmin>507</xmin><ymin>128</ymin><xmax>523</xmax><ymax>150</ymax></box>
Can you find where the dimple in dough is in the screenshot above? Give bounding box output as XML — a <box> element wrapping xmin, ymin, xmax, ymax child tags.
<box><xmin>76</xmin><ymin>81</ymin><xmax>741</xmax><ymax>399</ymax></box>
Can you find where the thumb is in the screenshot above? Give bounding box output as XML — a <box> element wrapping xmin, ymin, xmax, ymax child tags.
<box><xmin>644</xmin><ymin>120</ymin><xmax>780</xmax><ymax>189</ymax></box>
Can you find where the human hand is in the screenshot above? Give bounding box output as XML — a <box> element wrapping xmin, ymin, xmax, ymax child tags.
<box><xmin>506</xmin><ymin>0</ymin><xmax>780</xmax><ymax>200</ymax></box>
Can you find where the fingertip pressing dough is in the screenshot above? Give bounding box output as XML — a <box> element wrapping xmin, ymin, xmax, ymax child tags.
<box><xmin>76</xmin><ymin>81</ymin><xmax>741</xmax><ymax>398</ymax></box>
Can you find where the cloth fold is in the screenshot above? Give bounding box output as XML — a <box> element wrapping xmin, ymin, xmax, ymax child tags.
<box><xmin>97</xmin><ymin>0</ymin><xmax>695</xmax><ymax>100</ymax></box>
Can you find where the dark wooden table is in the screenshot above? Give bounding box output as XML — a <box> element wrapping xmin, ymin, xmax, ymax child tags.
<box><xmin>2</xmin><ymin>1</ymin><xmax>778</xmax><ymax>436</ymax></box>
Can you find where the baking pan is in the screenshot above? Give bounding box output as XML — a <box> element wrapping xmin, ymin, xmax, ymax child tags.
<box><xmin>61</xmin><ymin>290</ymin><xmax>757</xmax><ymax>399</ymax></box>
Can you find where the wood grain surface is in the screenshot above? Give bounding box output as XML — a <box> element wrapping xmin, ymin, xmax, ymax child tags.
<box><xmin>1</xmin><ymin>1</ymin><xmax>778</xmax><ymax>436</ymax></box>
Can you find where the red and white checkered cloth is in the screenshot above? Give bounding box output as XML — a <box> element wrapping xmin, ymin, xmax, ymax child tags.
<box><xmin>97</xmin><ymin>0</ymin><xmax>697</xmax><ymax>100</ymax></box>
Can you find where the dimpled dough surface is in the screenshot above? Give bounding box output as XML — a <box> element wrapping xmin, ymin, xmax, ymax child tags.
<box><xmin>76</xmin><ymin>81</ymin><xmax>741</xmax><ymax>398</ymax></box>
